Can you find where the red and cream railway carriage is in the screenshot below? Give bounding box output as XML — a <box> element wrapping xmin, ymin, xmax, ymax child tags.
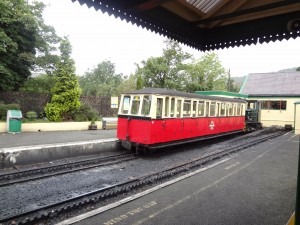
<box><xmin>117</xmin><ymin>88</ymin><xmax>246</xmax><ymax>153</ymax></box>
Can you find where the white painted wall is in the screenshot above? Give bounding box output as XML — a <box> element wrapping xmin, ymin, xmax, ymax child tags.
<box><xmin>249</xmin><ymin>97</ymin><xmax>300</xmax><ymax>128</ymax></box>
<box><xmin>0</xmin><ymin>121</ymin><xmax>103</xmax><ymax>132</ymax></box>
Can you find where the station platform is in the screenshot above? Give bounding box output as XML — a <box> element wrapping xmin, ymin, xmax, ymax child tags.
<box><xmin>0</xmin><ymin>130</ymin><xmax>118</xmax><ymax>168</ymax></box>
<box><xmin>57</xmin><ymin>132</ymin><xmax>299</xmax><ymax>225</ymax></box>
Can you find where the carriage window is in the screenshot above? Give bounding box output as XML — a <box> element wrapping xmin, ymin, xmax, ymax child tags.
<box><xmin>198</xmin><ymin>101</ymin><xmax>204</xmax><ymax>116</ymax></box>
<box><xmin>220</xmin><ymin>103</ymin><xmax>226</xmax><ymax>116</ymax></box>
<box><xmin>216</xmin><ymin>103</ymin><xmax>220</xmax><ymax>116</ymax></box>
<box><xmin>241</xmin><ymin>104</ymin><xmax>245</xmax><ymax>116</ymax></box>
<box><xmin>233</xmin><ymin>104</ymin><xmax>236</xmax><ymax>116</ymax></box>
<box><xmin>205</xmin><ymin>102</ymin><xmax>210</xmax><ymax>116</ymax></box>
<box><xmin>192</xmin><ymin>101</ymin><xmax>197</xmax><ymax>117</ymax></box>
<box><xmin>228</xmin><ymin>104</ymin><xmax>233</xmax><ymax>116</ymax></box>
<box><xmin>165</xmin><ymin>97</ymin><xmax>169</xmax><ymax>117</ymax></box>
<box><xmin>210</xmin><ymin>102</ymin><xmax>216</xmax><ymax>116</ymax></box>
<box><xmin>156</xmin><ymin>98</ymin><xmax>163</xmax><ymax>118</ymax></box>
<box><xmin>183</xmin><ymin>100</ymin><xmax>191</xmax><ymax>117</ymax></box>
<box><xmin>121</xmin><ymin>96</ymin><xmax>131</xmax><ymax>114</ymax></box>
<box><xmin>141</xmin><ymin>95</ymin><xmax>151</xmax><ymax>116</ymax></box>
<box><xmin>170</xmin><ymin>98</ymin><xmax>175</xmax><ymax>117</ymax></box>
<box><xmin>176</xmin><ymin>100</ymin><xmax>182</xmax><ymax>118</ymax></box>
<box><xmin>236</xmin><ymin>104</ymin><xmax>241</xmax><ymax>116</ymax></box>
<box><xmin>131</xmin><ymin>96</ymin><xmax>140</xmax><ymax>115</ymax></box>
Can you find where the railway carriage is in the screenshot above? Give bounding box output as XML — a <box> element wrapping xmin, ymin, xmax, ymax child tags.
<box><xmin>117</xmin><ymin>88</ymin><xmax>246</xmax><ymax>153</ymax></box>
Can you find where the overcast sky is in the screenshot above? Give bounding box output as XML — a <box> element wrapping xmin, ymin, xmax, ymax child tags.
<box><xmin>41</xmin><ymin>0</ymin><xmax>300</xmax><ymax>77</ymax></box>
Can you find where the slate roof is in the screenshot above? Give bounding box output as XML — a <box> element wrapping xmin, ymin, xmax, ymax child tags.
<box><xmin>240</xmin><ymin>72</ymin><xmax>300</xmax><ymax>95</ymax></box>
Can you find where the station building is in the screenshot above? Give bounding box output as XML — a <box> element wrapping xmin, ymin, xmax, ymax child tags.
<box><xmin>196</xmin><ymin>72</ymin><xmax>300</xmax><ymax>134</ymax></box>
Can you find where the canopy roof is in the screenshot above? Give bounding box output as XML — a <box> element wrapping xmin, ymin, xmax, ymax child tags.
<box><xmin>73</xmin><ymin>0</ymin><xmax>300</xmax><ymax>51</ymax></box>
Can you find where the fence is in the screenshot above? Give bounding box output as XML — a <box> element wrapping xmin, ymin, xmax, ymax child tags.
<box><xmin>0</xmin><ymin>92</ymin><xmax>118</xmax><ymax>117</ymax></box>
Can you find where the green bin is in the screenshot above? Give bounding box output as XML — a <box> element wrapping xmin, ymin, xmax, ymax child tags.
<box><xmin>7</xmin><ymin>110</ymin><xmax>22</xmax><ymax>133</ymax></box>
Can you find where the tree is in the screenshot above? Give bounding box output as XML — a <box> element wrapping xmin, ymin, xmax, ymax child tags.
<box><xmin>135</xmin><ymin>39</ymin><xmax>191</xmax><ymax>90</ymax></box>
<box><xmin>45</xmin><ymin>37</ymin><xmax>81</xmax><ymax>121</ymax></box>
<box><xmin>20</xmin><ymin>74</ymin><xmax>56</xmax><ymax>93</ymax></box>
<box><xmin>0</xmin><ymin>0</ymin><xmax>60</xmax><ymax>91</ymax></box>
<box><xmin>226</xmin><ymin>70</ymin><xmax>240</xmax><ymax>92</ymax></box>
<box><xmin>185</xmin><ymin>53</ymin><xmax>227</xmax><ymax>92</ymax></box>
<box><xmin>115</xmin><ymin>74</ymin><xmax>138</xmax><ymax>96</ymax></box>
<box><xmin>79</xmin><ymin>60</ymin><xmax>123</xmax><ymax>96</ymax></box>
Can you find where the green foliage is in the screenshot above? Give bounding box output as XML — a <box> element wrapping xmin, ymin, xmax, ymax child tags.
<box><xmin>0</xmin><ymin>103</ymin><xmax>20</xmax><ymax>120</ymax></box>
<box><xmin>45</xmin><ymin>102</ymin><xmax>62</xmax><ymax>122</ymax></box>
<box><xmin>132</xmin><ymin>39</ymin><xmax>231</xmax><ymax>93</ymax></box>
<box><xmin>226</xmin><ymin>70</ymin><xmax>240</xmax><ymax>92</ymax></box>
<box><xmin>25</xmin><ymin>111</ymin><xmax>37</xmax><ymax>120</ymax></box>
<box><xmin>20</xmin><ymin>74</ymin><xmax>56</xmax><ymax>93</ymax></box>
<box><xmin>79</xmin><ymin>60</ymin><xmax>123</xmax><ymax>96</ymax></box>
<box><xmin>115</xmin><ymin>74</ymin><xmax>138</xmax><ymax>96</ymax></box>
<box><xmin>69</xmin><ymin>103</ymin><xmax>100</xmax><ymax>122</ymax></box>
<box><xmin>185</xmin><ymin>52</ymin><xmax>227</xmax><ymax>92</ymax></box>
<box><xmin>0</xmin><ymin>0</ymin><xmax>60</xmax><ymax>91</ymax></box>
<box><xmin>135</xmin><ymin>39</ymin><xmax>191</xmax><ymax>90</ymax></box>
<box><xmin>136</xmin><ymin>74</ymin><xmax>143</xmax><ymax>90</ymax></box>
<box><xmin>297</xmin><ymin>67</ymin><xmax>300</xmax><ymax>71</ymax></box>
<box><xmin>45</xmin><ymin>37</ymin><xmax>82</xmax><ymax>122</ymax></box>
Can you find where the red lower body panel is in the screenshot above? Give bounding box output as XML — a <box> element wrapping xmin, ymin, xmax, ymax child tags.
<box><xmin>117</xmin><ymin>116</ymin><xmax>245</xmax><ymax>146</ymax></box>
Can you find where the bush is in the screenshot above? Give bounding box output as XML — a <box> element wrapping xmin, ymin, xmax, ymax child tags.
<box><xmin>0</xmin><ymin>103</ymin><xmax>21</xmax><ymax>120</ymax></box>
<box><xmin>70</xmin><ymin>103</ymin><xmax>100</xmax><ymax>122</ymax></box>
<box><xmin>26</xmin><ymin>111</ymin><xmax>38</xmax><ymax>120</ymax></box>
<box><xmin>45</xmin><ymin>102</ymin><xmax>63</xmax><ymax>122</ymax></box>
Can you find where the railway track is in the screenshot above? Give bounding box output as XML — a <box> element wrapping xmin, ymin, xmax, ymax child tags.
<box><xmin>0</xmin><ymin>153</ymin><xmax>135</xmax><ymax>187</ymax></box>
<box><xmin>0</xmin><ymin>130</ymin><xmax>285</xmax><ymax>225</ymax></box>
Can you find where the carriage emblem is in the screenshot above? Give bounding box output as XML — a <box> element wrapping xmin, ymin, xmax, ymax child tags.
<box><xmin>209</xmin><ymin>121</ymin><xmax>215</xmax><ymax>130</ymax></box>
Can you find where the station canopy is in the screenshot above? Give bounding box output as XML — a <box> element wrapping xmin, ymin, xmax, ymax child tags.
<box><xmin>73</xmin><ymin>0</ymin><xmax>300</xmax><ymax>51</ymax></box>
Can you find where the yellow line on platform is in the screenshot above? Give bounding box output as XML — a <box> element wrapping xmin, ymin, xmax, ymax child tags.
<box><xmin>287</xmin><ymin>212</ymin><xmax>295</xmax><ymax>225</ymax></box>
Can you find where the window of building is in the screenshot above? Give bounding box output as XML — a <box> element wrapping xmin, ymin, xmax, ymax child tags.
<box><xmin>210</xmin><ymin>102</ymin><xmax>216</xmax><ymax>117</ymax></box>
<box><xmin>198</xmin><ymin>101</ymin><xmax>205</xmax><ymax>116</ymax></box>
<box><xmin>141</xmin><ymin>95</ymin><xmax>151</xmax><ymax>116</ymax></box>
<box><xmin>121</xmin><ymin>95</ymin><xmax>131</xmax><ymax>114</ymax></box>
<box><xmin>183</xmin><ymin>100</ymin><xmax>191</xmax><ymax>117</ymax></box>
<box><xmin>131</xmin><ymin>96</ymin><xmax>140</xmax><ymax>115</ymax></box>
<box><xmin>261</xmin><ymin>101</ymin><xmax>287</xmax><ymax>110</ymax></box>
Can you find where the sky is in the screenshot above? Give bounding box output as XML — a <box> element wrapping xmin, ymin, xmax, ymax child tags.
<box><xmin>41</xmin><ymin>0</ymin><xmax>300</xmax><ymax>77</ymax></box>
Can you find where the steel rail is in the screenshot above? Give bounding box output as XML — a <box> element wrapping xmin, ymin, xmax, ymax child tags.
<box><xmin>0</xmin><ymin>153</ymin><xmax>135</xmax><ymax>187</ymax></box>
